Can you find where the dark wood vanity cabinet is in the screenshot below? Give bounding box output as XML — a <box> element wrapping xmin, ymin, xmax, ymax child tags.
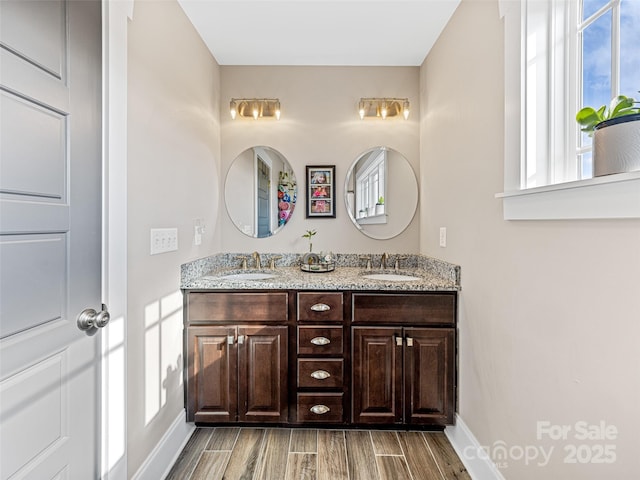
<box><xmin>184</xmin><ymin>289</ymin><xmax>457</xmax><ymax>428</ymax></box>
<box><xmin>185</xmin><ymin>292</ymin><xmax>288</xmax><ymax>423</ymax></box>
<box><xmin>352</xmin><ymin>326</ymin><xmax>454</xmax><ymax>426</ymax></box>
<box><xmin>295</xmin><ymin>292</ymin><xmax>346</xmax><ymax>424</ymax></box>
<box><xmin>351</xmin><ymin>293</ymin><xmax>456</xmax><ymax>427</ymax></box>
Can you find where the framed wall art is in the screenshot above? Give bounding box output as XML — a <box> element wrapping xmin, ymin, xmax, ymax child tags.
<box><xmin>306</xmin><ymin>165</ymin><xmax>336</xmax><ymax>218</ymax></box>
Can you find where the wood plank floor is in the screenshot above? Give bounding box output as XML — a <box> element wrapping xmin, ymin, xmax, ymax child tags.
<box><xmin>166</xmin><ymin>428</ymin><xmax>471</xmax><ymax>480</ymax></box>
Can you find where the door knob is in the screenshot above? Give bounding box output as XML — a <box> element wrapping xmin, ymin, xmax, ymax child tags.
<box><xmin>77</xmin><ymin>303</ymin><xmax>110</xmax><ymax>331</ymax></box>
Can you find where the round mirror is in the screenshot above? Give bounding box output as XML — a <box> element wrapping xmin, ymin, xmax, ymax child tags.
<box><xmin>344</xmin><ymin>146</ymin><xmax>418</xmax><ymax>239</ymax></box>
<box><xmin>225</xmin><ymin>146</ymin><xmax>297</xmax><ymax>238</ymax></box>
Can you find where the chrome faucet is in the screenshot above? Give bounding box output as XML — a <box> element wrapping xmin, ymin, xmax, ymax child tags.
<box><xmin>380</xmin><ymin>252</ymin><xmax>390</xmax><ymax>270</ymax></box>
<box><xmin>252</xmin><ymin>251</ymin><xmax>262</xmax><ymax>270</ymax></box>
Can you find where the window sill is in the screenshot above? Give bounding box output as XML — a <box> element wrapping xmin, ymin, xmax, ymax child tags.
<box><xmin>496</xmin><ymin>171</ymin><xmax>640</xmax><ymax>220</ymax></box>
<box><xmin>356</xmin><ymin>213</ymin><xmax>388</xmax><ymax>225</ymax></box>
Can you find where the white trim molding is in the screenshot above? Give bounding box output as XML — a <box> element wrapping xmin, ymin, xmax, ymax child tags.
<box><xmin>498</xmin><ymin>0</ymin><xmax>640</xmax><ymax>220</ymax></box>
<box><xmin>497</xmin><ymin>172</ymin><xmax>640</xmax><ymax>220</ymax></box>
<box><xmin>445</xmin><ymin>414</ymin><xmax>506</xmax><ymax>480</ymax></box>
<box><xmin>130</xmin><ymin>410</ymin><xmax>195</xmax><ymax>480</ymax></box>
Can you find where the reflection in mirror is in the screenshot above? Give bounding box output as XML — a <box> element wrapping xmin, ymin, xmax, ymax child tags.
<box><xmin>225</xmin><ymin>146</ymin><xmax>296</xmax><ymax>238</ymax></box>
<box><xmin>345</xmin><ymin>147</ymin><xmax>418</xmax><ymax>240</ymax></box>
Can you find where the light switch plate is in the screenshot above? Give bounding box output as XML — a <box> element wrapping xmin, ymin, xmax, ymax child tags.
<box><xmin>150</xmin><ymin>228</ymin><xmax>178</xmax><ymax>255</ymax></box>
<box><xmin>439</xmin><ymin>227</ymin><xmax>447</xmax><ymax>247</ymax></box>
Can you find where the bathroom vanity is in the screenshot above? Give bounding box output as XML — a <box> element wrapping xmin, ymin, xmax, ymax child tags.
<box><xmin>181</xmin><ymin>254</ymin><xmax>460</xmax><ymax>429</ymax></box>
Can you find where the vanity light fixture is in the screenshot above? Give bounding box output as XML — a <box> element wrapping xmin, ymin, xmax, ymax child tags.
<box><xmin>358</xmin><ymin>97</ymin><xmax>410</xmax><ymax>120</ymax></box>
<box><xmin>229</xmin><ymin>98</ymin><xmax>281</xmax><ymax>120</ymax></box>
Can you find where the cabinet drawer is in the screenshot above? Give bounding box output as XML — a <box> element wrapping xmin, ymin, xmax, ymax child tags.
<box><xmin>297</xmin><ymin>292</ymin><xmax>343</xmax><ymax>322</ymax></box>
<box><xmin>297</xmin><ymin>326</ymin><xmax>343</xmax><ymax>355</ymax></box>
<box><xmin>297</xmin><ymin>393</ymin><xmax>344</xmax><ymax>423</ymax></box>
<box><xmin>297</xmin><ymin>359</ymin><xmax>344</xmax><ymax>388</ymax></box>
<box><xmin>188</xmin><ymin>292</ymin><xmax>288</xmax><ymax>322</ymax></box>
<box><xmin>352</xmin><ymin>293</ymin><xmax>455</xmax><ymax>325</ymax></box>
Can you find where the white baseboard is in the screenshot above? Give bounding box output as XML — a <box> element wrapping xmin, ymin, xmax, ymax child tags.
<box><xmin>445</xmin><ymin>414</ymin><xmax>506</xmax><ymax>480</ymax></box>
<box><xmin>131</xmin><ymin>409</ymin><xmax>195</xmax><ymax>480</ymax></box>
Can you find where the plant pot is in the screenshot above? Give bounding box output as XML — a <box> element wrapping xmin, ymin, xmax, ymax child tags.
<box><xmin>375</xmin><ymin>204</ymin><xmax>385</xmax><ymax>215</ymax></box>
<box><xmin>593</xmin><ymin>114</ymin><xmax>640</xmax><ymax>177</ymax></box>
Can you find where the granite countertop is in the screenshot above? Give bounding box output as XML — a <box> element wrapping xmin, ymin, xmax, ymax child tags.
<box><xmin>181</xmin><ymin>253</ymin><xmax>461</xmax><ymax>292</ymax></box>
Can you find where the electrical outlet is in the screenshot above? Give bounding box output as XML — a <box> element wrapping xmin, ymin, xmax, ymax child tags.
<box><xmin>193</xmin><ymin>219</ymin><xmax>205</xmax><ymax>246</ymax></box>
<box><xmin>150</xmin><ymin>228</ymin><xmax>178</xmax><ymax>255</ymax></box>
<box><xmin>439</xmin><ymin>227</ymin><xmax>447</xmax><ymax>247</ymax></box>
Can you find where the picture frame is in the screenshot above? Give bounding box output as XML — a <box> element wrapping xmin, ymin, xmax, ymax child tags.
<box><xmin>305</xmin><ymin>165</ymin><xmax>336</xmax><ymax>218</ymax></box>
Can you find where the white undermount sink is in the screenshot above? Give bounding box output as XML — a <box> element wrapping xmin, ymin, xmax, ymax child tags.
<box><xmin>362</xmin><ymin>273</ymin><xmax>421</xmax><ymax>281</ymax></box>
<box><xmin>218</xmin><ymin>272</ymin><xmax>278</xmax><ymax>280</ymax></box>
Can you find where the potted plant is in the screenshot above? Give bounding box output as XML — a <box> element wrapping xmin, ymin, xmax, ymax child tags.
<box><xmin>375</xmin><ymin>196</ymin><xmax>385</xmax><ymax>215</ymax></box>
<box><xmin>576</xmin><ymin>93</ymin><xmax>640</xmax><ymax>176</ymax></box>
<box><xmin>302</xmin><ymin>229</ymin><xmax>316</xmax><ymax>253</ymax></box>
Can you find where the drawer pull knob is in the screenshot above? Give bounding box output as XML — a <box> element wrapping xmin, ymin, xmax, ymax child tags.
<box><xmin>310</xmin><ymin>336</ymin><xmax>331</xmax><ymax>346</ymax></box>
<box><xmin>310</xmin><ymin>404</ymin><xmax>330</xmax><ymax>415</ymax></box>
<box><xmin>310</xmin><ymin>303</ymin><xmax>331</xmax><ymax>312</ymax></box>
<box><xmin>310</xmin><ymin>370</ymin><xmax>331</xmax><ymax>380</ymax></box>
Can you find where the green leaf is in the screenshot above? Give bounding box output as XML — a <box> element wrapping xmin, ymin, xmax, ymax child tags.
<box><xmin>576</xmin><ymin>107</ymin><xmax>600</xmax><ymax>128</ymax></box>
<box><xmin>609</xmin><ymin>95</ymin><xmax>634</xmax><ymax>117</ymax></box>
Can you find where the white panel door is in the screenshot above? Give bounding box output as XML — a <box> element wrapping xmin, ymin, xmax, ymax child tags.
<box><xmin>0</xmin><ymin>1</ymin><xmax>103</xmax><ymax>479</ymax></box>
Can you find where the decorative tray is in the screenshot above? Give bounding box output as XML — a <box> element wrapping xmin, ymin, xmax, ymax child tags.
<box><xmin>300</xmin><ymin>262</ymin><xmax>335</xmax><ymax>273</ymax></box>
<box><xmin>300</xmin><ymin>252</ymin><xmax>335</xmax><ymax>273</ymax></box>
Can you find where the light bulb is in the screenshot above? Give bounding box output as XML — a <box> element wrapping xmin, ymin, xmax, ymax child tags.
<box><xmin>252</xmin><ymin>103</ymin><xmax>259</xmax><ymax>119</ymax></box>
<box><xmin>402</xmin><ymin>100</ymin><xmax>410</xmax><ymax>120</ymax></box>
<box><xmin>275</xmin><ymin>101</ymin><xmax>281</xmax><ymax>120</ymax></box>
<box><xmin>381</xmin><ymin>101</ymin><xmax>387</xmax><ymax>120</ymax></box>
<box><xmin>229</xmin><ymin>100</ymin><xmax>237</xmax><ymax>120</ymax></box>
<box><xmin>358</xmin><ymin>100</ymin><xmax>365</xmax><ymax>120</ymax></box>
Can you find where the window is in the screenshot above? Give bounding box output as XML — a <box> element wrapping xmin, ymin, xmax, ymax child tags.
<box><xmin>355</xmin><ymin>149</ymin><xmax>386</xmax><ymax>222</ymax></box>
<box><xmin>523</xmin><ymin>0</ymin><xmax>639</xmax><ymax>189</ymax></box>
<box><xmin>578</xmin><ymin>0</ymin><xmax>640</xmax><ymax>178</ymax></box>
<box><xmin>499</xmin><ymin>0</ymin><xmax>640</xmax><ymax>219</ymax></box>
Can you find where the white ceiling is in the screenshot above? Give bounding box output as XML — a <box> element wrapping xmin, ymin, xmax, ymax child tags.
<box><xmin>177</xmin><ymin>0</ymin><xmax>461</xmax><ymax>66</ymax></box>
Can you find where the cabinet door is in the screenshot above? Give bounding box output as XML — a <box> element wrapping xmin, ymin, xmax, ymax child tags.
<box><xmin>187</xmin><ymin>326</ymin><xmax>237</xmax><ymax>423</ymax></box>
<box><xmin>238</xmin><ymin>326</ymin><xmax>288</xmax><ymax>422</ymax></box>
<box><xmin>352</xmin><ymin>327</ymin><xmax>403</xmax><ymax>424</ymax></box>
<box><xmin>404</xmin><ymin>328</ymin><xmax>455</xmax><ymax>425</ymax></box>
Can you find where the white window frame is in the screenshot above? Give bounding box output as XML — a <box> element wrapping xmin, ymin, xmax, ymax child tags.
<box><xmin>355</xmin><ymin>149</ymin><xmax>386</xmax><ymax>219</ymax></box>
<box><xmin>498</xmin><ymin>0</ymin><xmax>640</xmax><ymax>220</ymax></box>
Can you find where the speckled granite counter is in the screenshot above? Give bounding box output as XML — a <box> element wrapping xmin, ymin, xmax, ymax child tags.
<box><xmin>181</xmin><ymin>253</ymin><xmax>460</xmax><ymax>291</ymax></box>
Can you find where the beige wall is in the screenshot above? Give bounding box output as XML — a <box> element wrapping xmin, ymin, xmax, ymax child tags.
<box><xmin>220</xmin><ymin>66</ymin><xmax>421</xmax><ymax>254</ymax></box>
<box><xmin>420</xmin><ymin>1</ymin><xmax>640</xmax><ymax>478</ymax></box>
<box><xmin>127</xmin><ymin>0</ymin><xmax>221</xmax><ymax>474</ymax></box>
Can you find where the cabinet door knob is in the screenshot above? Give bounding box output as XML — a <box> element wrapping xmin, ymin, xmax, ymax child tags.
<box><xmin>406</xmin><ymin>337</ymin><xmax>414</xmax><ymax>347</ymax></box>
<box><xmin>237</xmin><ymin>335</ymin><xmax>245</xmax><ymax>345</ymax></box>
<box><xmin>395</xmin><ymin>335</ymin><xmax>403</xmax><ymax>346</ymax></box>
<box><xmin>310</xmin><ymin>303</ymin><xmax>330</xmax><ymax>312</ymax></box>
<box><xmin>227</xmin><ymin>335</ymin><xmax>235</xmax><ymax>345</ymax></box>
<box><xmin>310</xmin><ymin>336</ymin><xmax>331</xmax><ymax>346</ymax></box>
<box><xmin>310</xmin><ymin>404</ymin><xmax>330</xmax><ymax>415</ymax></box>
<box><xmin>310</xmin><ymin>370</ymin><xmax>331</xmax><ymax>380</ymax></box>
